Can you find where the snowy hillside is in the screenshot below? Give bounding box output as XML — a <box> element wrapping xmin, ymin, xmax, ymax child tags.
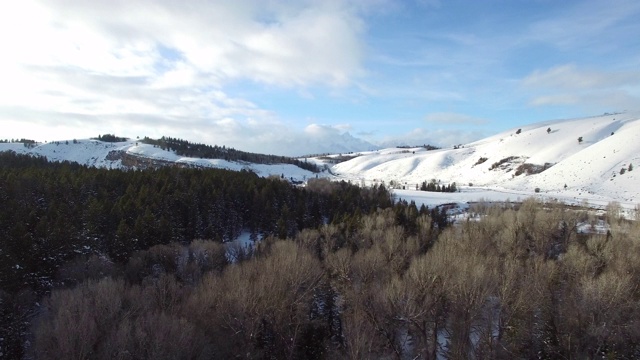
<box><xmin>3</xmin><ymin>112</ymin><xmax>639</xmax><ymax>209</ymax></box>
<box><xmin>331</xmin><ymin>112</ymin><xmax>640</xmax><ymax>208</ymax></box>
<box><xmin>0</xmin><ymin>139</ymin><xmax>323</xmax><ymax>182</ymax></box>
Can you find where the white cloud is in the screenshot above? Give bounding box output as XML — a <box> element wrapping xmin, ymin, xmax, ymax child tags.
<box><xmin>376</xmin><ymin>128</ymin><xmax>485</xmax><ymax>149</ymax></box>
<box><xmin>194</xmin><ymin>121</ymin><xmax>374</xmax><ymax>157</ymax></box>
<box><xmin>0</xmin><ymin>0</ymin><xmax>371</xmax><ymax>155</ymax></box>
<box><xmin>12</xmin><ymin>0</ymin><xmax>366</xmax><ymax>87</ymax></box>
<box><xmin>333</xmin><ymin>123</ymin><xmax>354</xmax><ymax>132</ymax></box>
<box><xmin>523</xmin><ymin>64</ymin><xmax>640</xmax><ymax>90</ymax></box>
<box><xmin>529</xmin><ymin>94</ymin><xmax>580</xmax><ymax>106</ymax></box>
<box><xmin>526</xmin><ymin>0</ymin><xmax>640</xmax><ymax>52</ymax></box>
<box><xmin>523</xmin><ymin>64</ymin><xmax>640</xmax><ymax>110</ymax></box>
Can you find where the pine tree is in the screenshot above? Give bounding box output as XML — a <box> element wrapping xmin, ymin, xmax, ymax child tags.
<box><xmin>112</xmin><ymin>219</ymin><xmax>133</xmax><ymax>261</ymax></box>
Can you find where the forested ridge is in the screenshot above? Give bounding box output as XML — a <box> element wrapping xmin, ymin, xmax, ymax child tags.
<box><xmin>140</xmin><ymin>136</ymin><xmax>320</xmax><ymax>172</ymax></box>
<box><xmin>2</xmin><ymin>151</ymin><xmax>640</xmax><ymax>359</ymax></box>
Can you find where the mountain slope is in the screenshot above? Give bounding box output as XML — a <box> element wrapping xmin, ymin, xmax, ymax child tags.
<box><xmin>331</xmin><ymin>112</ymin><xmax>640</xmax><ymax>203</ymax></box>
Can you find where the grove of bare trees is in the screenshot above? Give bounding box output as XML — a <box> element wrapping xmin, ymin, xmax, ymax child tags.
<box><xmin>30</xmin><ymin>199</ymin><xmax>640</xmax><ymax>359</ymax></box>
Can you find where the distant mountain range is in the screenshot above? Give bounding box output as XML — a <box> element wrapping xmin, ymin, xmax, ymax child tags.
<box><xmin>296</xmin><ymin>129</ymin><xmax>379</xmax><ymax>156</ymax></box>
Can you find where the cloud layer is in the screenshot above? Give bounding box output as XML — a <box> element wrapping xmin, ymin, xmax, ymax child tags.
<box><xmin>523</xmin><ymin>64</ymin><xmax>640</xmax><ymax>109</ymax></box>
<box><xmin>0</xmin><ymin>0</ymin><xmax>368</xmax><ymax>155</ymax></box>
<box><xmin>376</xmin><ymin>128</ymin><xmax>486</xmax><ymax>149</ymax></box>
<box><xmin>1</xmin><ymin>0</ymin><xmax>639</xmax><ymax>156</ymax></box>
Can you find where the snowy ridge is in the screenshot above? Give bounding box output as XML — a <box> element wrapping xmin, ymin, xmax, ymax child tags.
<box><xmin>0</xmin><ymin>140</ymin><xmax>130</xmax><ymax>168</ymax></box>
<box><xmin>0</xmin><ymin>140</ymin><xmax>321</xmax><ymax>182</ymax></box>
<box><xmin>3</xmin><ymin>112</ymin><xmax>639</xmax><ymax>209</ymax></box>
<box><xmin>331</xmin><ymin>112</ymin><xmax>640</xmax><ymax>208</ymax></box>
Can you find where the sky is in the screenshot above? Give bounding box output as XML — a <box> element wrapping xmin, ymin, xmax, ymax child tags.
<box><xmin>1</xmin><ymin>0</ymin><xmax>639</xmax><ymax>156</ymax></box>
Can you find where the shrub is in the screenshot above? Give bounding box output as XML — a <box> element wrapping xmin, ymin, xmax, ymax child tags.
<box><xmin>534</xmin><ymin>187</ymin><xmax>541</xmax><ymax>193</ymax></box>
<box><xmin>474</xmin><ymin>157</ymin><xmax>488</xmax><ymax>166</ymax></box>
<box><xmin>515</xmin><ymin>163</ymin><xmax>553</xmax><ymax>176</ymax></box>
<box><xmin>56</xmin><ymin>255</ymin><xmax>117</xmax><ymax>286</ymax></box>
<box><xmin>606</xmin><ymin>201</ymin><xmax>623</xmax><ymax>224</ymax></box>
<box><xmin>92</xmin><ymin>134</ymin><xmax>128</xmax><ymax>142</ymax></box>
<box><xmin>489</xmin><ymin>156</ymin><xmax>518</xmax><ymax>171</ymax></box>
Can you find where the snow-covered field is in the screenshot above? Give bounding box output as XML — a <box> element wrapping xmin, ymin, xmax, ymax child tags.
<box><xmin>329</xmin><ymin>112</ymin><xmax>640</xmax><ymax>212</ymax></box>
<box><xmin>394</xmin><ymin>187</ymin><xmax>637</xmax><ymax>214</ymax></box>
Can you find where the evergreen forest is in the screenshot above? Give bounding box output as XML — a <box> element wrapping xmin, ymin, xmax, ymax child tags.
<box><xmin>140</xmin><ymin>136</ymin><xmax>320</xmax><ymax>172</ymax></box>
<box><xmin>2</xmin><ymin>150</ymin><xmax>640</xmax><ymax>359</ymax></box>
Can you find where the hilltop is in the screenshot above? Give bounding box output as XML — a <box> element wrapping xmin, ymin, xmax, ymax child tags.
<box><xmin>0</xmin><ymin>137</ymin><xmax>324</xmax><ymax>182</ymax></box>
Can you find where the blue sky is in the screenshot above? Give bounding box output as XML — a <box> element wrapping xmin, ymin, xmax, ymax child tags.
<box><xmin>1</xmin><ymin>0</ymin><xmax>639</xmax><ymax>156</ymax></box>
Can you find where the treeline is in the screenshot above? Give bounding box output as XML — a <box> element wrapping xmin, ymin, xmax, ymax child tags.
<box><xmin>92</xmin><ymin>134</ymin><xmax>128</xmax><ymax>142</ymax></box>
<box><xmin>420</xmin><ymin>180</ymin><xmax>457</xmax><ymax>192</ymax></box>
<box><xmin>0</xmin><ymin>151</ymin><xmax>394</xmax><ymax>358</ymax></box>
<box><xmin>315</xmin><ymin>154</ymin><xmax>360</xmax><ymax>164</ymax></box>
<box><xmin>0</xmin><ymin>138</ymin><xmax>38</xmax><ymax>148</ymax></box>
<box><xmin>141</xmin><ymin>136</ymin><xmax>320</xmax><ymax>172</ymax></box>
<box><xmin>0</xmin><ymin>138</ymin><xmax>37</xmax><ymax>144</ymax></box>
<box><xmin>396</xmin><ymin>144</ymin><xmax>440</xmax><ymax>151</ymax></box>
<box><xmin>28</xmin><ymin>200</ymin><xmax>640</xmax><ymax>359</ymax></box>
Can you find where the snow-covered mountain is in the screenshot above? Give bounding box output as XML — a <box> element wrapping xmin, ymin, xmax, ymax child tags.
<box><xmin>330</xmin><ymin>112</ymin><xmax>640</xmax><ymax>206</ymax></box>
<box><xmin>0</xmin><ymin>140</ymin><xmax>323</xmax><ymax>182</ymax></box>
<box><xmin>296</xmin><ymin>126</ymin><xmax>379</xmax><ymax>156</ymax></box>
